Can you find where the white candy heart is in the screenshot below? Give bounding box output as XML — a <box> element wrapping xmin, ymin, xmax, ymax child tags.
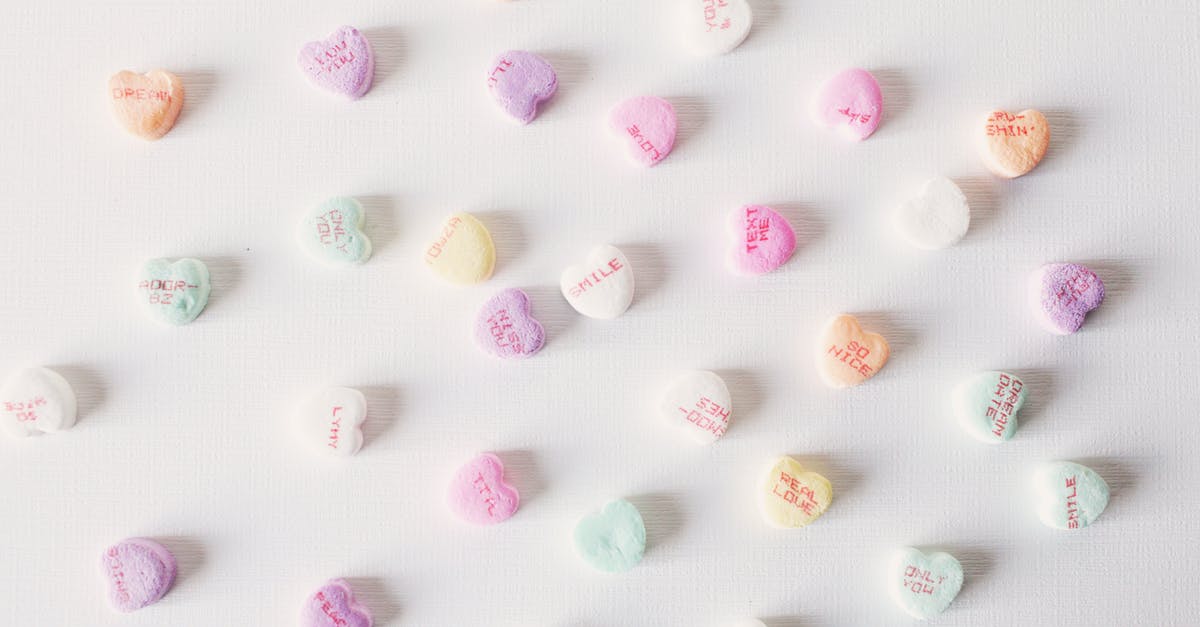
<box><xmin>659</xmin><ymin>371</ymin><xmax>732</xmax><ymax>444</ymax></box>
<box><xmin>888</xmin><ymin>547</ymin><xmax>964</xmax><ymax>619</ymax></box>
<box><xmin>294</xmin><ymin>387</ymin><xmax>367</xmax><ymax>458</ymax></box>
<box><xmin>892</xmin><ymin>177</ymin><xmax>970</xmax><ymax>250</ymax></box>
<box><xmin>0</xmin><ymin>367</ymin><xmax>77</xmax><ymax>438</ymax></box>
<box><xmin>560</xmin><ymin>244</ymin><xmax>635</xmax><ymax>320</ymax></box>
<box><xmin>680</xmin><ymin>0</ymin><xmax>753</xmax><ymax>56</ymax></box>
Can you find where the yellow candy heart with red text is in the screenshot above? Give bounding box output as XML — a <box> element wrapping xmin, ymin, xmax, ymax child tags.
<box><xmin>978</xmin><ymin>109</ymin><xmax>1050</xmax><ymax>178</ymax></box>
<box><xmin>758</xmin><ymin>456</ymin><xmax>832</xmax><ymax>528</ymax></box>
<box><xmin>815</xmin><ymin>314</ymin><xmax>889</xmax><ymax>388</ymax></box>
<box><xmin>108</xmin><ymin>70</ymin><xmax>184</xmax><ymax>140</ymax></box>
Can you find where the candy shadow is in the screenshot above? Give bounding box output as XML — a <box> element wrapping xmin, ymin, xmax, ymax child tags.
<box><xmin>746</xmin><ymin>0</ymin><xmax>784</xmax><ymax>45</ymax></box>
<box><xmin>343</xmin><ymin>577</ymin><xmax>402</xmax><ymax>624</ymax></box>
<box><xmin>954</xmin><ymin>176</ymin><xmax>1002</xmax><ymax>244</ymax></box>
<box><xmin>627</xmin><ymin>492</ymin><xmax>685</xmax><ymax>553</ymax></box>
<box><xmin>621</xmin><ymin>243</ymin><xmax>668</xmax><ymax>310</ymax></box>
<box><xmin>494</xmin><ymin>449</ymin><xmax>546</xmax><ymax>511</ymax></box>
<box><xmin>357</xmin><ymin>195</ymin><xmax>401</xmax><ymax>257</ymax></box>
<box><xmin>362</xmin><ymin>26</ymin><xmax>406</xmax><ymax>91</ymax></box>
<box><xmin>766</xmin><ymin>202</ymin><xmax>826</xmax><ymax>262</ymax></box>
<box><xmin>521</xmin><ymin>285</ymin><xmax>578</xmax><ymax>349</ymax></box>
<box><xmin>666</xmin><ymin>96</ymin><xmax>709</xmax><ymax>159</ymax></box>
<box><xmin>203</xmin><ymin>256</ymin><xmax>243</xmax><ymax>315</ymax></box>
<box><xmin>873</xmin><ymin>68</ymin><xmax>912</xmax><ymax>132</ymax></box>
<box><xmin>795</xmin><ymin>453</ymin><xmax>863</xmax><ymax>500</ymax></box>
<box><xmin>1040</xmin><ymin>108</ymin><xmax>1081</xmax><ymax>171</ymax></box>
<box><xmin>537</xmin><ymin>51</ymin><xmax>589</xmax><ymax>118</ymax></box>
<box><xmin>715</xmin><ymin>369</ymin><xmax>765</xmax><ymax>434</ymax></box>
<box><xmin>157</xmin><ymin>536</ymin><xmax>206</xmax><ymax>593</ymax></box>
<box><xmin>48</xmin><ymin>364</ymin><xmax>105</xmax><ymax>427</ymax></box>
<box><xmin>175</xmin><ymin>69</ymin><xmax>217</xmax><ymax>129</ymax></box>
<box><xmin>1073</xmin><ymin>457</ymin><xmax>1141</xmax><ymax>511</ymax></box>
<box><xmin>360</xmin><ymin>385</ymin><xmax>401</xmax><ymax>451</ymax></box>
<box><xmin>849</xmin><ymin>312</ymin><xmax>920</xmax><ymax>372</ymax></box>
<box><xmin>1008</xmin><ymin>368</ymin><xmax>1055</xmax><ymax>431</ymax></box>
<box><xmin>1076</xmin><ymin>258</ymin><xmax>1138</xmax><ymax>329</ymax></box>
<box><xmin>475</xmin><ymin>211</ymin><xmax>526</xmax><ymax>280</ymax></box>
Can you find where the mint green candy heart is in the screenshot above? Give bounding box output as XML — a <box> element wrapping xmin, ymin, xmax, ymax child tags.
<box><xmin>573</xmin><ymin>499</ymin><xmax>645</xmax><ymax>573</ymax></box>
<box><xmin>889</xmin><ymin>547</ymin><xmax>963</xmax><ymax>619</ymax></box>
<box><xmin>1034</xmin><ymin>461</ymin><xmax>1109</xmax><ymax>530</ymax></box>
<box><xmin>136</xmin><ymin>258</ymin><xmax>211</xmax><ymax>325</ymax></box>
<box><xmin>297</xmin><ymin>197</ymin><xmax>372</xmax><ymax>266</ymax></box>
<box><xmin>953</xmin><ymin>370</ymin><xmax>1027</xmax><ymax>443</ymax></box>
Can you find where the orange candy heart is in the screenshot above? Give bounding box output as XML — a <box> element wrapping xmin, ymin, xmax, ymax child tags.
<box><xmin>815</xmin><ymin>314</ymin><xmax>889</xmax><ymax>388</ymax></box>
<box><xmin>108</xmin><ymin>70</ymin><xmax>184</xmax><ymax>140</ymax></box>
<box><xmin>979</xmin><ymin>109</ymin><xmax>1050</xmax><ymax>178</ymax></box>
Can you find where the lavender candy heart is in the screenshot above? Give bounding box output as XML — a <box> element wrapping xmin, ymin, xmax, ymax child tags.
<box><xmin>298</xmin><ymin>26</ymin><xmax>375</xmax><ymax>99</ymax></box>
<box><xmin>100</xmin><ymin>538</ymin><xmax>177</xmax><ymax>612</ymax></box>
<box><xmin>474</xmin><ymin>288</ymin><xmax>545</xmax><ymax>359</ymax></box>
<box><xmin>486</xmin><ymin>51</ymin><xmax>558</xmax><ymax>124</ymax></box>
<box><xmin>302</xmin><ymin>579</ymin><xmax>373</xmax><ymax>627</ymax></box>
<box><xmin>1030</xmin><ymin>263</ymin><xmax>1105</xmax><ymax>334</ymax></box>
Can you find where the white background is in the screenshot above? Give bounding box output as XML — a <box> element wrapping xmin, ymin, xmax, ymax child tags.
<box><xmin>1</xmin><ymin>1</ymin><xmax>1197</xmax><ymax>625</ymax></box>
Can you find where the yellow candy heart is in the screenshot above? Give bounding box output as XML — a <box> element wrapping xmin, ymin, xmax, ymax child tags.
<box><xmin>979</xmin><ymin>109</ymin><xmax>1050</xmax><ymax>178</ymax></box>
<box><xmin>108</xmin><ymin>70</ymin><xmax>184</xmax><ymax>140</ymax></box>
<box><xmin>815</xmin><ymin>314</ymin><xmax>889</xmax><ymax>388</ymax></box>
<box><xmin>423</xmin><ymin>213</ymin><xmax>496</xmax><ymax>285</ymax></box>
<box><xmin>758</xmin><ymin>456</ymin><xmax>832</xmax><ymax>528</ymax></box>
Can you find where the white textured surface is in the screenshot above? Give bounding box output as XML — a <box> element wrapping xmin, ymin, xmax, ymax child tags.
<box><xmin>0</xmin><ymin>1</ymin><xmax>1197</xmax><ymax>625</ymax></box>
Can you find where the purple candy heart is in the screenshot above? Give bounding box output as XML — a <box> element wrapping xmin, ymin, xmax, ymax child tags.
<box><xmin>100</xmin><ymin>538</ymin><xmax>177</xmax><ymax>613</ymax></box>
<box><xmin>1031</xmin><ymin>263</ymin><xmax>1105</xmax><ymax>334</ymax></box>
<box><xmin>486</xmin><ymin>51</ymin><xmax>558</xmax><ymax>124</ymax></box>
<box><xmin>475</xmin><ymin>288</ymin><xmax>545</xmax><ymax>359</ymax></box>
<box><xmin>299</xmin><ymin>26</ymin><xmax>375</xmax><ymax>99</ymax></box>
<box><xmin>302</xmin><ymin>579</ymin><xmax>373</xmax><ymax>627</ymax></box>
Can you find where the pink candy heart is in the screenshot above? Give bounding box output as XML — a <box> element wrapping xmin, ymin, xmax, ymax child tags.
<box><xmin>487</xmin><ymin>50</ymin><xmax>558</xmax><ymax>124</ymax></box>
<box><xmin>608</xmin><ymin>96</ymin><xmax>677</xmax><ymax>167</ymax></box>
<box><xmin>727</xmin><ymin>205</ymin><xmax>797</xmax><ymax>275</ymax></box>
<box><xmin>100</xmin><ymin>538</ymin><xmax>177</xmax><ymax>613</ymax></box>
<box><xmin>475</xmin><ymin>288</ymin><xmax>545</xmax><ymax>359</ymax></box>
<box><xmin>811</xmin><ymin>68</ymin><xmax>883</xmax><ymax>141</ymax></box>
<box><xmin>1030</xmin><ymin>263</ymin><xmax>1105</xmax><ymax>334</ymax></box>
<box><xmin>298</xmin><ymin>26</ymin><xmax>375</xmax><ymax>99</ymax></box>
<box><xmin>302</xmin><ymin>579</ymin><xmax>373</xmax><ymax>627</ymax></box>
<box><xmin>447</xmin><ymin>453</ymin><xmax>520</xmax><ymax>525</ymax></box>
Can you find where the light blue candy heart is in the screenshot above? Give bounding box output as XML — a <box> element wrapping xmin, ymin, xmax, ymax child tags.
<box><xmin>297</xmin><ymin>197</ymin><xmax>372</xmax><ymax>266</ymax></box>
<box><xmin>136</xmin><ymin>258</ymin><xmax>211</xmax><ymax>326</ymax></box>
<box><xmin>573</xmin><ymin>499</ymin><xmax>645</xmax><ymax>573</ymax></box>
<box><xmin>953</xmin><ymin>370</ymin><xmax>1028</xmax><ymax>443</ymax></box>
<box><xmin>889</xmin><ymin>547</ymin><xmax>963</xmax><ymax>619</ymax></box>
<box><xmin>1034</xmin><ymin>461</ymin><xmax>1109</xmax><ymax>530</ymax></box>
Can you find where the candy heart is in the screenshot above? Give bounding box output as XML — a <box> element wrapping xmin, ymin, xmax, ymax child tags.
<box><xmin>979</xmin><ymin>109</ymin><xmax>1050</xmax><ymax>178</ymax></box>
<box><xmin>726</xmin><ymin>204</ymin><xmax>797</xmax><ymax>275</ymax></box>
<box><xmin>487</xmin><ymin>50</ymin><xmax>557</xmax><ymax>124</ymax></box>
<box><xmin>953</xmin><ymin>371</ymin><xmax>1027</xmax><ymax>443</ymax></box>
<box><xmin>888</xmin><ymin>547</ymin><xmax>964</xmax><ymax>619</ymax></box>
<box><xmin>302</xmin><ymin>579</ymin><xmax>372</xmax><ymax>627</ymax></box>
<box><xmin>294</xmin><ymin>387</ymin><xmax>367</xmax><ymax>458</ymax></box>
<box><xmin>659</xmin><ymin>370</ymin><xmax>732</xmax><ymax>444</ymax></box>
<box><xmin>474</xmin><ymin>288</ymin><xmax>545</xmax><ymax>359</ymax></box>
<box><xmin>100</xmin><ymin>538</ymin><xmax>176</xmax><ymax>612</ymax></box>
<box><xmin>573</xmin><ymin>499</ymin><xmax>646</xmax><ymax>573</ymax></box>
<box><xmin>811</xmin><ymin>68</ymin><xmax>882</xmax><ymax>141</ymax></box>
<box><xmin>1033</xmin><ymin>461</ymin><xmax>1109</xmax><ymax>530</ymax></box>
<box><xmin>424</xmin><ymin>213</ymin><xmax>496</xmax><ymax>285</ymax></box>
<box><xmin>560</xmin><ymin>244</ymin><xmax>635</xmax><ymax>319</ymax></box>
<box><xmin>108</xmin><ymin>70</ymin><xmax>184</xmax><ymax>140</ymax></box>
<box><xmin>608</xmin><ymin>96</ymin><xmax>677</xmax><ymax>167</ymax></box>
<box><xmin>892</xmin><ymin>177</ymin><xmax>971</xmax><ymax>250</ymax></box>
<box><xmin>1029</xmin><ymin>263</ymin><xmax>1105</xmax><ymax>334</ymax></box>
<box><xmin>0</xmin><ymin>367</ymin><xmax>77</xmax><ymax>439</ymax></box>
<box><xmin>136</xmin><ymin>258</ymin><xmax>211</xmax><ymax>326</ymax></box>
<box><xmin>298</xmin><ymin>26</ymin><xmax>375</xmax><ymax>99</ymax></box>
<box><xmin>815</xmin><ymin>314</ymin><xmax>889</xmax><ymax>388</ymax></box>
<box><xmin>297</xmin><ymin>197</ymin><xmax>373</xmax><ymax>266</ymax></box>
<box><xmin>447</xmin><ymin>453</ymin><xmax>521</xmax><ymax>525</ymax></box>
<box><xmin>758</xmin><ymin>456</ymin><xmax>832</xmax><ymax>528</ymax></box>
<box><xmin>680</xmin><ymin>0</ymin><xmax>754</xmax><ymax>56</ymax></box>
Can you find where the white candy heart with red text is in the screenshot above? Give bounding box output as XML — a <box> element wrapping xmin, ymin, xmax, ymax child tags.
<box><xmin>560</xmin><ymin>244</ymin><xmax>635</xmax><ymax>319</ymax></box>
<box><xmin>294</xmin><ymin>387</ymin><xmax>367</xmax><ymax>458</ymax></box>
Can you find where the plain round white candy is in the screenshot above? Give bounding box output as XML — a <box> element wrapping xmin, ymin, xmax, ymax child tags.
<box><xmin>892</xmin><ymin>177</ymin><xmax>971</xmax><ymax>250</ymax></box>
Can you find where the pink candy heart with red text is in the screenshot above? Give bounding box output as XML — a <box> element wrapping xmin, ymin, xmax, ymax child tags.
<box><xmin>447</xmin><ymin>453</ymin><xmax>520</xmax><ymax>525</ymax></box>
<box><xmin>608</xmin><ymin>96</ymin><xmax>677</xmax><ymax>167</ymax></box>
<box><xmin>727</xmin><ymin>205</ymin><xmax>797</xmax><ymax>275</ymax></box>
<box><xmin>811</xmin><ymin>68</ymin><xmax>882</xmax><ymax>141</ymax></box>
